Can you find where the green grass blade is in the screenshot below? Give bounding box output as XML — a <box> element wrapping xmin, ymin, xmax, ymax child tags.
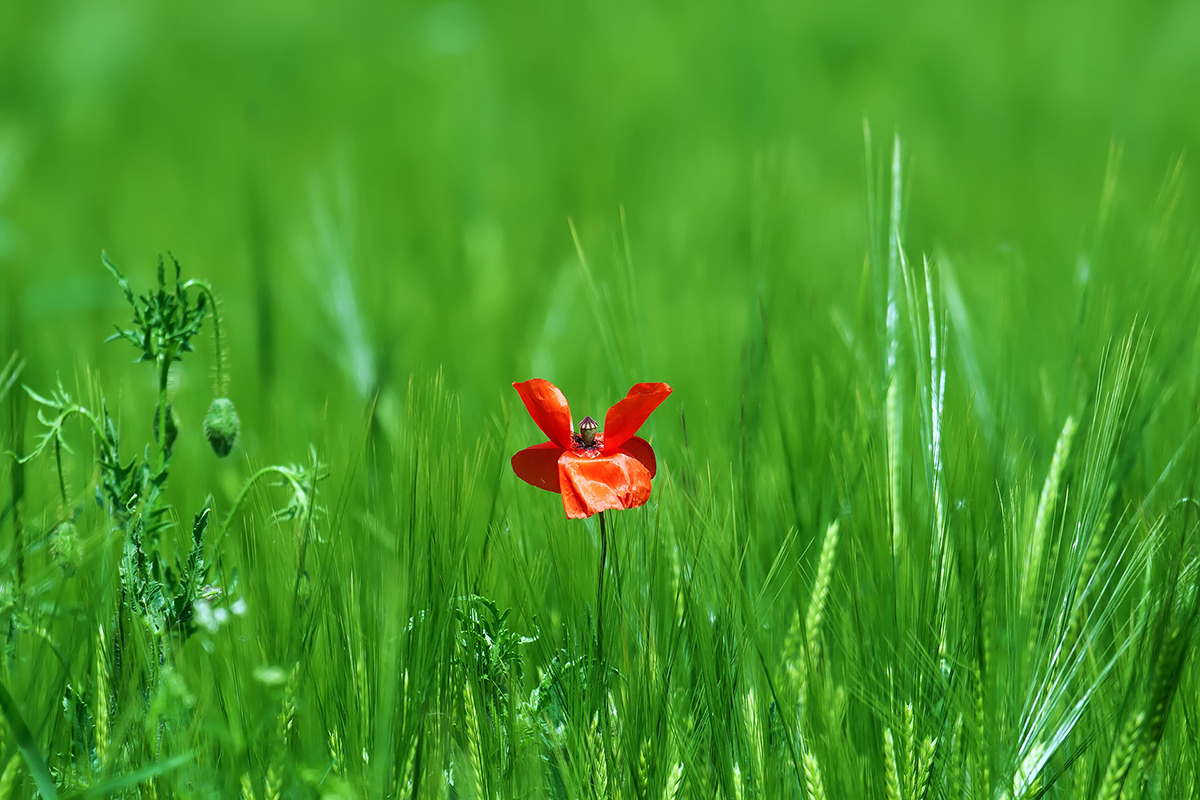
<box><xmin>0</xmin><ymin>352</ymin><xmax>23</xmax><ymax>402</ymax></box>
<box><xmin>0</xmin><ymin>679</ymin><xmax>58</xmax><ymax>800</ymax></box>
<box><xmin>60</xmin><ymin>753</ymin><xmax>193</xmax><ymax>800</ymax></box>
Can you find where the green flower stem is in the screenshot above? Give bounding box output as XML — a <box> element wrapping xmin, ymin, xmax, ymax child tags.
<box><xmin>596</xmin><ymin>510</ymin><xmax>608</xmax><ymax>688</ymax></box>
<box><xmin>156</xmin><ymin>351</ymin><xmax>172</xmax><ymax>475</ymax></box>
<box><xmin>212</xmin><ymin>465</ymin><xmax>296</xmax><ymax>553</ymax></box>
<box><xmin>15</xmin><ymin>403</ymin><xmax>110</xmax><ymax>465</ymax></box>
<box><xmin>595</xmin><ymin>510</ymin><xmax>614</xmax><ymax>773</ymax></box>
<box><xmin>53</xmin><ymin>436</ymin><xmax>67</xmax><ymax>507</ymax></box>
<box><xmin>183</xmin><ymin>280</ymin><xmax>226</xmax><ymax>397</ymax></box>
<box><xmin>73</xmin><ymin>405</ymin><xmax>109</xmax><ymax>446</ymax></box>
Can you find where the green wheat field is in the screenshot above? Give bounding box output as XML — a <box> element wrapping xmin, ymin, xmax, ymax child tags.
<box><xmin>3</xmin><ymin>2</ymin><xmax>1200</xmax><ymax>798</ymax></box>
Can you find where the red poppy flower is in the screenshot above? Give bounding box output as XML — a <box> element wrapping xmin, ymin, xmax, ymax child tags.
<box><xmin>511</xmin><ymin>379</ymin><xmax>673</xmax><ymax>519</ymax></box>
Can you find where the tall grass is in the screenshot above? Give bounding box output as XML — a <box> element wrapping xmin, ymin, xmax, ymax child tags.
<box><xmin>0</xmin><ymin>129</ymin><xmax>1197</xmax><ymax>800</ymax></box>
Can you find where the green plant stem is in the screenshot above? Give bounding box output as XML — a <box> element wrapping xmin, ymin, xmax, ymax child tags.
<box><xmin>53</xmin><ymin>437</ymin><xmax>67</xmax><ymax>507</ymax></box>
<box><xmin>183</xmin><ymin>280</ymin><xmax>225</xmax><ymax>396</ymax></box>
<box><xmin>595</xmin><ymin>510</ymin><xmax>616</xmax><ymax>780</ymax></box>
<box><xmin>77</xmin><ymin>406</ymin><xmax>109</xmax><ymax>444</ymax></box>
<box><xmin>212</xmin><ymin>465</ymin><xmax>297</xmax><ymax>553</ymax></box>
<box><xmin>596</xmin><ymin>511</ymin><xmax>608</xmax><ymax>688</ymax></box>
<box><xmin>155</xmin><ymin>352</ymin><xmax>171</xmax><ymax>476</ymax></box>
<box><xmin>15</xmin><ymin>404</ymin><xmax>110</xmax><ymax>466</ymax></box>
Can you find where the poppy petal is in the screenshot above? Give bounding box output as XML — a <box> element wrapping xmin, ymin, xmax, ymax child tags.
<box><xmin>558</xmin><ymin>451</ymin><xmax>652</xmax><ymax>519</ymax></box>
<box><xmin>602</xmin><ymin>383</ymin><xmax>672</xmax><ymax>452</ymax></box>
<box><xmin>619</xmin><ymin>436</ymin><xmax>657</xmax><ymax>478</ymax></box>
<box><xmin>511</xmin><ymin>441</ymin><xmax>565</xmax><ymax>493</ymax></box>
<box><xmin>513</xmin><ymin>379</ymin><xmax>574</xmax><ymax>449</ymax></box>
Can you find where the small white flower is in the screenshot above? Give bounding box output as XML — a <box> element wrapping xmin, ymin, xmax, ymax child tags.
<box><xmin>253</xmin><ymin>665</ymin><xmax>289</xmax><ymax>686</ymax></box>
<box><xmin>195</xmin><ymin>600</ymin><xmax>219</xmax><ymax>634</ymax></box>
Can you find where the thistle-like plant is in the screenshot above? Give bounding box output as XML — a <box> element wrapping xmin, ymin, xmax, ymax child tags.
<box><xmin>19</xmin><ymin>254</ymin><xmax>320</xmax><ymax>642</ymax></box>
<box><xmin>104</xmin><ymin>252</ymin><xmax>217</xmax><ymax>470</ymax></box>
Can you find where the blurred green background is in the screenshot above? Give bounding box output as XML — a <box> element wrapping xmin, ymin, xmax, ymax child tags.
<box><xmin>4</xmin><ymin>3</ymin><xmax>1200</xmax><ymax>796</ymax></box>
<box><xmin>2</xmin><ymin>0</ymin><xmax>1199</xmax><ymax>466</ymax></box>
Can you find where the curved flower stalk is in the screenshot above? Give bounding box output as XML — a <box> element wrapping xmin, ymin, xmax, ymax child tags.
<box><xmin>511</xmin><ymin>379</ymin><xmax>672</xmax><ymax>519</ymax></box>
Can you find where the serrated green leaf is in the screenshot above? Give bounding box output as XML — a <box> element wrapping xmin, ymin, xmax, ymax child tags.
<box><xmin>22</xmin><ymin>384</ymin><xmax>59</xmax><ymax>409</ymax></box>
<box><xmin>100</xmin><ymin>250</ymin><xmax>133</xmax><ymax>305</ymax></box>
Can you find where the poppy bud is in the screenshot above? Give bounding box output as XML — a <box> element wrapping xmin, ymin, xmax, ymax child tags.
<box><xmin>579</xmin><ymin>416</ymin><xmax>599</xmax><ymax>447</ymax></box>
<box><xmin>204</xmin><ymin>397</ymin><xmax>240</xmax><ymax>457</ymax></box>
<box><xmin>51</xmin><ymin>521</ymin><xmax>82</xmax><ymax>577</ymax></box>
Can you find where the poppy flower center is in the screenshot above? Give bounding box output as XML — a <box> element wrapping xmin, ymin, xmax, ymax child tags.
<box><xmin>575</xmin><ymin>416</ymin><xmax>600</xmax><ymax>449</ymax></box>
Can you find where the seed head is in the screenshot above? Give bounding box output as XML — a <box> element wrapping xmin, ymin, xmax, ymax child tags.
<box><xmin>50</xmin><ymin>520</ymin><xmax>82</xmax><ymax>577</ymax></box>
<box><xmin>204</xmin><ymin>397</ymin><xmax>241</xmax><ymax>457</ymax></box>
<box><xmin>579</xmin><ymin>416</ymin><xmax>599</xmax><ymax>447</ymax></box>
